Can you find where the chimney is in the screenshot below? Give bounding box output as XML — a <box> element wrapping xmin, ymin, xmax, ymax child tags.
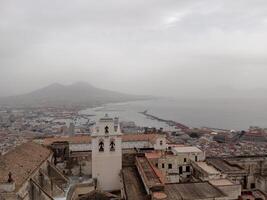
<box><xmin>8</xmin><ymin>172</ymin><xmax>13</xmax><ymax>183</ymax></box>
<box><xmin>0</xmin><ymin>172</ymin><xmax>15</xmax><ymax>192</ymax></box>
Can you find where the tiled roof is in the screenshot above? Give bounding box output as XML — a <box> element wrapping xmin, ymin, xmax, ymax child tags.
<box><xmin>136</xmin><ymin>156</ymin><xmax>163</xmax><ymax>189</ymax></box>
<box><xmin>145</xmin><ymin>152</ymin><xmax>162</xmax><ymax>159</ymax></box>
<box><xmin>43</xmin><ymin>135</ymin><xmax>91</xmax><ymax>145</ymax></box>
<box><xmin>173</xmin><ymin>146</ymin><xmax>202</xmax><ymax>153</ymax></box>
<box><xmin>122</xmin><ymin>134</ymin><xmax>160</xmax><ymax>143</ymax></box>
<box><xmin>165</xmin><ymin>182</ymin><xmax>226</xmax><ymax>200</ymax></box>
<box><xmin>43</xmin><ymin>134</ymin><xmax>162</xmax><ymax>146</ymax></box>
<box><xmin>0</xmin><ymin>142</ymin><xmax>52</xmax><ymax>191</ymax></box>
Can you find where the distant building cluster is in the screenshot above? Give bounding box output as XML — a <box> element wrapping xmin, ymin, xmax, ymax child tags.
<box><xmin>0</xmin><ymin>130</ymin><xmax>25</xmax><ymax>155</ymax></box>
<box><xmin>167</xmin><ymin>126</ymin><xmax>267</xmax><ymax>157</ymax></box>
<box><xmin>1</xmin><ymin>115</ymin><xmax>267</xmax><ymax>200</ymax></box>
<box><xmin>0</xmin><ymin>107</ymin><xmax>95</xmax><ymax>154</ymax></box>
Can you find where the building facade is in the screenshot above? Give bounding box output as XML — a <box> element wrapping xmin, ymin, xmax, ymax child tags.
<box><xmin>91</xmin><ymin>115</ymin><xmax>122</xmax><ymax>192</ymax></box>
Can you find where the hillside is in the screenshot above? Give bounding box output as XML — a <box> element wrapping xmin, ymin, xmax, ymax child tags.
<box><xmin>0</xmin><ymin>82</ymin><xmax>147</xmax><ymax>107</ymax></box>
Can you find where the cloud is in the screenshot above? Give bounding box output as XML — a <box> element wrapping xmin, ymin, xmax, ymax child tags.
<box><xmin>163</xmin><ymin>10</ymin><xmax>191</xmax><ymax>28</ymax></box>
<box><xmin>0</xmin><ymin>0</ymin><xmax>267</xmax><ymax>97</ymax></box>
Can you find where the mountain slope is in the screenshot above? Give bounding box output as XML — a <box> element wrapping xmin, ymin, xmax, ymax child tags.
<box><xmin>0</xmin><ymin>82</ymin><xmax>147</xmax><ymax>107</ymax></box>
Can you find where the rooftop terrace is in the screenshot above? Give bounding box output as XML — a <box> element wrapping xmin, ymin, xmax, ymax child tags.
<box><xmin>122</xmin><ymin>167</ymin><xmax>147</xmax><ymax>200</ymax></box>
<box><xmin>207</xmin><ymin>158</ymin><xmax>246</xmax><ymax>174</ymax></box>
<box><xmin>165</xmin><ymin>182</ymin><xmax>226</xmax><ymax>200</ymax></box>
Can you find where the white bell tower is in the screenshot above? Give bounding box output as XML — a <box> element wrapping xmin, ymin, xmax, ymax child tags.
<box><xmin>92</xmin><ymin>114</ymin><xmax>122</xmax><ymax>191</ymax></box>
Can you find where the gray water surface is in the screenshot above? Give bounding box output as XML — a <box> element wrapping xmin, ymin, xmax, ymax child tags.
<box><xmin>80</xmin><ymin>98</ymin><xmax>267</xmax><ymax>130</ymax></box>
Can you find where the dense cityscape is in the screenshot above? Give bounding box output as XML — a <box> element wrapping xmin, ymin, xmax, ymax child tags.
<box><xmin>1</xmin><ymin>106</ymin><xmax>267</xmax><ymax>157</ymax></box>
<box><xmin>1</xmin><ymin>104</ymin><xmax>267</xmax><ymax>200</ymax></box>
<box><xmin>2</xmin><ymin>0</ymin><xmax>267</xmax><ymax>199</ymax></box>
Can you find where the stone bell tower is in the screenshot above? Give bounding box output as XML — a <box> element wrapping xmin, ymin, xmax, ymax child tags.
<box><xmin>92</xmin><ymin>114</ymin><xmax>122</xmax><ymax>191</ymax></box>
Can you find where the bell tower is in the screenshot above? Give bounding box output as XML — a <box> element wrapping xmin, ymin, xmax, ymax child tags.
<box><xmin>91</xmin><ymin>114</ymin><xmax>122</xmax><ymax>191</ymax></box>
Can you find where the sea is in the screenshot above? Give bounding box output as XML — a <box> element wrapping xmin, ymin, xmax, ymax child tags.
<box><xmin>80</xmin><ymin>98</ymin><xmax>267</xmax><ymax>131</ymax></box>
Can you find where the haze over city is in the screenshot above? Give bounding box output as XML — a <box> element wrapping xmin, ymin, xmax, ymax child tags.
<box><xmin>2</xmin><ymin>1</ymin><xmax>267</xmax><ymax>200</ymax></box>
<box><xmin>1</xmin><ymin>0</ymin><xmax>267</xmax><ymax>97</ymax></box>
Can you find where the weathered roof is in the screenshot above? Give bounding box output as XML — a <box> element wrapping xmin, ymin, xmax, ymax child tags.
<box><xmin>43</xmin><ymin>135</ymin><xmax>91</xmax><ymax>145</ymax></box>
<box><xmin>209</xmin><ymin>179</ymin><xmax>234</xmax><ymax>186</ymax></box>
<box><xmin>0</xmin><ymin>142</ymin><xmax>52</xmax><ymax>191</ymax></box>
<box><xmin>173</xmin><ymin>146</ymin><xmax>202</xmax><ymax>154</ymax></box>
<box><xmin>145</xmin><ymin>152</ymin><xmax>162</xmax><ymax>159</ymax></box>
<box><xmin>207</xmin><ymin>158</ymin><xmax>246</xmax><ymax>174</ymax></box>
<box><xmin>43</xmin><ymin>134</ymin><xmax>162</xmax><ymax>146</ymax></box>
<box><xmin>122</xmin><ymin>134</ymin><xmax>161</xmax><ymax>143</ymax></box>
<box><xmin>135</xmin><ymin>156</ymin><xmax>164</xmax><ymax>191</ymax></box>
<box><xmin>165</xmin><ymin>182</ymin><xmax>226</xmax><ymax>200</ymax></box>
<box><xmin>78</xmin><ymin>190</ymin><xmax>119</xmax><ymax>200</ymax></box>
<box><xmin>195</xmin><ymin>162</ymin><xmax>221</xmax><ymax>175</ymax></box>
<box><xmin>122</xmin><ymin>167</ymin><xmax>147</xmax><ymax>200</ymax></box>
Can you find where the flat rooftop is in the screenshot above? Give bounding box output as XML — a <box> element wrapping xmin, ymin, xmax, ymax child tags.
<box><xmin>209</xmin><ymin>179</ymin><xmax>234</xmax><ymax>186</ymax></box>
<box><xmin>196</xmin><ymin>162</ymin><xmax>221</xmax><ymax>174</ymax></box>
<box><xmin>173</xmin><ymin>146</ymin><xmax>202</xmax><ymax>153</ymax></box>
<box><xmin>122</xmin><ymin>167</ymin><xmax>147</xmax><ymax>200</ymax></box>
<box><xmin>145</xmin><ymin>152</ymin><xmax>162</xmax><ymax>159</ymax></box>
<box><xmin>207</xmin><ymin>158</ymin><xmax>245</xmax><ymax>173</ymax></box>
<box><xmin>165</xmin><ymin>182</ymin><xmax>226</xmax><ymax>200</ymax></box>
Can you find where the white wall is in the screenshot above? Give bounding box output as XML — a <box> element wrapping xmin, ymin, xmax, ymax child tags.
<box><xmin>92</xmin><ymin>136</ymin><xmax>122</xmax><ymax>191</ymax></box>
<box><xmin>154</xmin><ymin>137</ymin><xmax>167</xmax><ymax>150</ymax></box>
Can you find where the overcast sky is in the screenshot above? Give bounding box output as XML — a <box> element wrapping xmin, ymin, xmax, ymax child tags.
<box><xmin>1</xmin><ymin>0</ymin><xmax>267</xmax><ymax>97</ymax></box>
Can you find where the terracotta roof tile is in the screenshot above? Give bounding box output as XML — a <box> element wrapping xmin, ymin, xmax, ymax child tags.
<box><xmin>122</xmin><ymin>134</ymin><xmax>159</xmax><ymax>143</ymax></box>
<box><xmin>43</xmin><ymin>135</ymin><xmax>91</xmax><ymax>145</ymax></box>
<box><xmin>0</xmin><ymin>142</ymin><xmax>52</xmax><ymax>191</ymax></box>
<box><xmin>43</xmin><ymin>134</ymin><xmax>162</xmax><ymax>146</ymax></box>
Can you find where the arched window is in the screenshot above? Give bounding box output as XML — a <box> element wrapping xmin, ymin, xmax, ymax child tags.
<box><xmin>99</xmin><ymin>139</ymin><xmax>104</xmax><ymax>152</ymax></box>
<box><xmin>105</xmin><ymin>126</ymin><xmax>109</xmax><ymax>134</ymax></box>
<box><xmin>110</xmin><ymin>139</ymin><xmax>115</xmax><ymax>151</ymax></box>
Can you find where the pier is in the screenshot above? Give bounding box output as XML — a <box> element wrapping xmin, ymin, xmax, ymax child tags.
<box><xmin>139</xmin><ymin>110</ymin><xmax>189</xmax><ymax>130</ymax></box>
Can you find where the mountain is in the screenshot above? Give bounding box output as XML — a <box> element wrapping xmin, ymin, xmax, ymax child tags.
<box><xmin>0</xmin><ymin>82</ymin><xmax>148</xmax><ymax>107</ymax></box>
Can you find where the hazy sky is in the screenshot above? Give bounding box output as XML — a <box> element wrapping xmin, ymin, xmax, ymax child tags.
<box><xmin>1</xmin><ymin>0</ymin><xmax>267</xmax><ymax>97</ymax></box>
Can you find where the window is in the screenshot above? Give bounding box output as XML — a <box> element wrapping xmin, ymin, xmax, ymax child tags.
<box><xmin>160</xmin><ymin>140</ymin><xmax>163</xmax><ymax>145</ymax></box>
<box><xmin>155</xmin><ymin>163</ymin><xmax>158</xmax><ymax>167</ymax></box>
<box><xmin>105</xmin><ymin>126</ymin><xmax>109</xmax><ymax>134</ymax></box>
<box><xmin>184</xmin><ymin>158</ymin><xmax>187</xmax><ymax>163</ymax></box>
<box><xmin>110</xmin><ymin>139</ymin><xmax>115</xmax><ymax>151</ymax></box>
<box><xmin>162</xmin><ymin>163</ymin><xmax>165</xmax><ymax>169</ymax></box>
<box><xmin>168</xmin><ymin>164</ymin><xmax>172</xmax><ymax>169</ymax></box>
<box><xmin>195</xmin><ymin>156</ymin><xmax>198</xmax><ymax>162</ymax></box>
<box><xmin>99</xmin><ymin>140</ymin><xmax>104</xmax><ymax>152</ymax></box>
<box><xmin>179</xmin><ymin>166</ymin><xmax>183</xmax><ymax>174</ymax></box>
<box><xmin>251</xmin><ymin>183</ymin><xmax>255</xmax><ymax>189</ymax></box>
<box><xmin>186</xmin><ymin>166</ymin><xmax>190</xmax><ymax>172</ymax></box>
